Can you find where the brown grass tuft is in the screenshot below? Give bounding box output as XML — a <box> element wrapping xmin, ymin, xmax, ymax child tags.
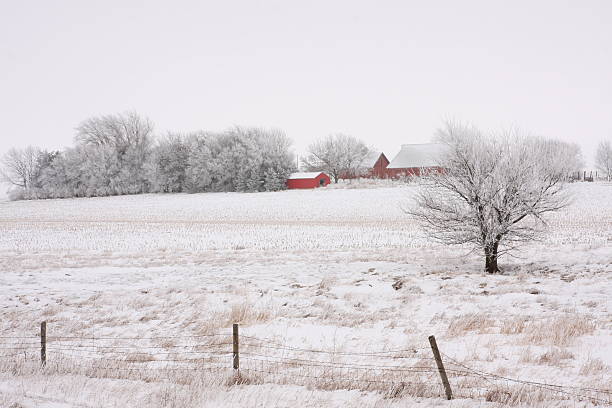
<box><xmin>484</xmin><ymin>385</ymin><xmax>550</xmax><ymax>405</ymax></box>
<box><xmin>446</xmin><ymin>313</ymin><xmax>495</xmax><ymax>337</ymax></box>
<box><xmin>123</xmin><ymin>353</ymin><xmax>156</xmax><ymax>362</ymax></box>
<box><xmin>228</xmin><ymin>299</ymin><xmax>272</xmax><ymax>325</ymax></box>
<box><xmin>524</xmin><ymin>315</ymin><xmax>596</xmax><ymax>346</ymax></box>
<box><xmin>579</xmin><ymin>357</ymin><xmax>607</xmax><ymax>375</ymax></box>
<box><xmin>500</xmin><ymin>316</ymin><xmax>528</xmax><ymax>335</ymax></box>
<box><xmin>536</xmin><ymin>348</ymin><xmax>574</xmax><ymax>366</ymax></box>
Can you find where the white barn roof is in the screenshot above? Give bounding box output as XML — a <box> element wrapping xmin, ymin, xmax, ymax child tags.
<box><xmin>387</xmin><ymin>143</ymin><xmax>446</xmax><ymax>169</ymax></box>
<box><xmin>360</xmin><ymin>151</ymin><xmax>383</xmax><ymax>168</ymax></box>
<box><xmin>288</xmin><ymin>172</ymin><xmax>326</xmax><ymax>180</ymax></box>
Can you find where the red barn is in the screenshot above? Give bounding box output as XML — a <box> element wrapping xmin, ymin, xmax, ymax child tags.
<box><xmin>339</xmin><ymin>152</ymin><xmax>390</xmax><ymax>179</ymax></box>
<box><xmin>286</xmin><ymin>172</ymin><xmax>331</xmax><ymax>189</ymax></box>
<box><xmin>364</xmin><ymin>152</ymin><xmax>390</xmax><ymax>178</ymax></box>
<box><xmin>386</xmin><ymin>143</ymin><xmax>446</xmax><ymax>178</ymax></box>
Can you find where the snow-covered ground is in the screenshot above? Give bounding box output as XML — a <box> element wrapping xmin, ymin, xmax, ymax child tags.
<box><xmin>0</xmin><ymin>182</ymin><xmax>10</xmax><ymax>202</ymax></box>
<box><xmin>0</xmin><ymin>183</ymin><xmax>610</xmax><ymax>407</ymax></box>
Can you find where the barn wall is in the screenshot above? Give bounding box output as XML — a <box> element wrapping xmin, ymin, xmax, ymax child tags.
<box><xmin>371</xmin><ymin>155</ymin><xmax>390</xmax><ymax>178</ymax></box>
<box><xmin>287</xmin><ymin>174</ymin><xmax>330</xmax><ymax>189</ymax></box>
<box><xmin>287</xmin><ymin>179</ymin><xmax>317</xmax><ymax>189</ymax></box>
<box><xmin>385</xmin><ymin>166</ymin><xmax>444</xmax><ymax>179</ymax></box>
<box><xmin>339</xmin><ymin>154</ymin><xmax>390</xmax><ymax>179</ymax></box>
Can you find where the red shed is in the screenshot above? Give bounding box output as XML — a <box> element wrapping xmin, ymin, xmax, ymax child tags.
<box><xmin>286</xmin><ymin>172</ymin><xmax>331</xmax><ymax>189</ymax></box>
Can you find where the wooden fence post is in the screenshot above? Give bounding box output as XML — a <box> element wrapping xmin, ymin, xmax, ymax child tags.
<box><xmin>40</xmin><ymin>321</ymin><xmax>46</xmax><ymax>367</ymax></box>
<box><xmin>428</xmin><ymin>335</ymin><xmax>452</xmax><ymax>400</ymax></box>
<box><xmin>232</xmin><ymin>323</ymin><xmax>239</xmax><ymax>370</ymax></box>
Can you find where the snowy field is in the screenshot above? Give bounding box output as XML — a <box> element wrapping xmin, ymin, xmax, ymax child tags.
<box><xmin>0</xmin><ymin>183</ymin><xmax>9</xmax><ymax>203</ymax></box>
<box><xmin>0</xmin><ymin>183</ymin><xmax>610</xmax><ymax>407</ymax></box>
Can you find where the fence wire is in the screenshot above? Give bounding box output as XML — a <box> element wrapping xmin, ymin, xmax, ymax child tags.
<box><xmin>0</xmin><ymin>332</ymin><xmax>610</xmax><ymax>406</ymax></box>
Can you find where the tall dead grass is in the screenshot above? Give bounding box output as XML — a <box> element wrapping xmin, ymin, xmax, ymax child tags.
<box><xmin>500</xmin><ymin>316</ymin><xmax>528</xmax><ymax>335</ymax></box>
<box><xmin>536</xmin><ymin>348</ymin><xmax>574</xmax><ymax>366</ymax></box>
<box><xmin>497</xmin><ymin>314</ymin><xmax>596</xmax><ymax>347</ymax></box>
<box><xmin>579</xmin><ymin>358</ymin><xmax>607</xmax><ymax>375</ymax></box>
<box><xmin>446</xmin><ymin>313</ymin><xmax>495</xmax><ymax>337</ymax></box>
<box><xmin>524</xmin><ymin>315</ymin><xmax>596</xmax><ymax>346</ymax></box>
<box><xmin>0</xmin><ymin>354</ymin><xmax>444</xmax><ymax>401</ymax></box>
<box><xmin>228</xmin><ymin>299</ymin><xmax>272</xmax><ymax>324</ymax></box>
<box><xmin>484</xmin><ymin>384</ymin><xmax>553</xmax><ymax>405</ymax></box>
<box><xmin>191</xmin><ymin>298</ymin><xmax>276</xmax><ymax>335</ymax></box>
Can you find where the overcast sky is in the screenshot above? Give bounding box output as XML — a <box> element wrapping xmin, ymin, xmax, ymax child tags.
<box><xmin>1</xmin><ymin>0</ymin><xmax>610</xmax><ymax>166</ymax></box>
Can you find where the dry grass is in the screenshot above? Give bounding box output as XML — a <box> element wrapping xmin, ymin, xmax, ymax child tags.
<box><xmin>446</xmin><ymin>313</ymin><xmax>495</xmax><ymax>337</ymax></box>
<box><xmin>228</xmin><ymin>299</ymin><xmax>273</xmax><ymax>325</ymax></box>
<box><xmin>500</xmin><ymin>316</ymin><xmax>529</xmax><ymax>335</ymax></box>
<box><xmin>0</xmin><ymin>354</ymin><xmax>445</xmax><ymax>403</ymax></box>
<box><xmin>174</xmin><ymin>298</ymin><xmax>278</xmax><ymax>336</ymax></box>
<box><xmin>536</xmin><ymin>348</ymin><xmax>574</xmax><ymax>366</ymax></box>
<box><xmin>123</xmin><ymin>353</ymin><xmax>156</xmax><ymax>362</ymax></box>
<box><xmin>405</xmin><ymin>285</ymin><xmax>424</xmax><ymax>295</ymax></box>
<box><xmin>316</xmin><ymin>276</ymin><xmax>336</xmax><ymax>292</ymax></box>
<box><xmin>524</xmin><ymin>315</ymin><xmax>596</xmax><ymax>346</ymax></box>
<box><xmin>518</xmin><ymin>347</ymin><xmax>535</xmax><ymax>364</ymax></box>
<box><xmin>579</xmin><ymin>357</ymin><xmax>607</xmax><ymax>375</ymax></box>
<box><xmin>484</xmin><ymin>385</ymin><xmax>551</xmax><ymax>405</ymax></box>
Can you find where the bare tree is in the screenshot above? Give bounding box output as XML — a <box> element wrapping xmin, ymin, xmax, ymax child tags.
<box><xmin>302</xmin><ymin>134</ymin><xmax>370</xmax><ymax>182</ymax></box>
<box><xmin>75</xmin><ymin>111</ymin><xmax>154</xmax><ymax>154</ymax></box>
<box><xmin>0</xmin><ymin>146</ymin><xmax>42</xmax><ymax>189</ymax></box>
<box><xmin>595</xmin><ymin>140</ymin><xmax>612</xmax><ymax>181</ymax></box>
<box><xmin>406</xmin><ymin>121</ymin><xmax>581</xmax><ymax>274</ymax></box>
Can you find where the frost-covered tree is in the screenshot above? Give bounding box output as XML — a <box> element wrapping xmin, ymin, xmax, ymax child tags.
<box><xmin>201</xmin><ymin>127</ymin><xmax>294</xmax><ymax>192</ymax></box>
<box><xmin>0</xmin><ymin>146</ymin><xmax>42</xmax><ymax>190</ymax></box>
<box><xmin>35</xmin><ymin>147</ymin><xmax>89</xmax><ymax>198</ymax></box>
<box><xmin>302</xmin><ymin>134</ymin><xmax>370</xmax><ymax>183</ymax></box>
<box><xmin>29</xmin><ymin>150</ymin><xmax>60</xmax><ymax>191</ymax></box>
<box><xmin>184</xmin><ymin>132</ymin><xmax>214</xmax><ymax>193</ymax></box>
<box><xmin>225</xmin><ymin>127</ymin><xmax>264</xmax><ymax>192</ymax></box>
<box><xmin>595</xmin><ymin>140</ymin><xmax>612</xmax><ymax>181</ymax></box>
<box><xmin>147</xmin><ymin>134</ymin><xmax>190</xmax><ymax>192</ymax></box>
<box><xmin>407</xmin><ymin>121</ymin><xmax>581</xmax><ymax>274</ymax></box>
<box><xmin>75</xmin><ymin>111</ymin><xmax>153</xmax><ymax>194</ymax></box>
<box><xmin>75</xmin><ymin>111</ymin><xmax>153</xmax><ymax>154</ymax></box>
<box><xmin>72</xmin><ymin>145</ymin><xmax>110</xmax><ymax>197</ymax></box>
<box><xmin>4</xmin><ymin>117</ymin><xmax>294</xmax><ymax>199</ymax></box>
<box><xmin>257</xmin><ymin>128</ymin><xmax>295</xmax><ymax>191</ymax></box>
<box><xmin>34</xmin><ymin>145</ymin><xmax>119</xmax><ymax>198</ymax></box>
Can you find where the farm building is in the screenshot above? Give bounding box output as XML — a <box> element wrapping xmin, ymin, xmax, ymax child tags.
<box><xmin>340</xmin><ymin>152</ymin><xmax>389</xmax><ymax>179</ymax></box>
<box><xmin>364</xmin><ymin>152</ymin><xmax>390</xmax><ymax>178</ymax></box>
<box><xmin>338</xmin><ymin>152</ymin><xmax>390</xmax><ymax>179</ymax></box>
<box><xmin>286</xmin><ymin>172</ymin><xmax>331</xmax><ymax>189</ymax></box>
<box><xmin>385</xmin><ymin>143</ymin><xmax>446</xmax><ymax>178</ymax></box>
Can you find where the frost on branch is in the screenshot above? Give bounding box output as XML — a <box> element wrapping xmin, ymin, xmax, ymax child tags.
<box><xmin>406</xmin><ymin>121</ymin><xmax>582</xmax><ymax>274</ymax></box>
<box><xmin>302</xmin><ymin>134</ymin><xmax>371</xmax><ymax>183</ymax></box>
<box><xmin>595</xmin><ymin>140</ymin><xmax>612</xmax><ymax>181</ymax></box>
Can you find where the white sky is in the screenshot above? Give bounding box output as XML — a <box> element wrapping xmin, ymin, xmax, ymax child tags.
<box><xmin>1</xmin><ymin>0</ymin><xmax>611</xmax><ymax>167</ymax></box>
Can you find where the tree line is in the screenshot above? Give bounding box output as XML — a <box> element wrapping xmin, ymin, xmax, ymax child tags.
<box><xmin>1</xmin><ymin>112</ymin><xmax>295</xmax><ymax>199</ymax></box>
<box><xmin>1</xmin><ymin>111</ymin><xmax>376</xmax><ymax>200</ymax></box>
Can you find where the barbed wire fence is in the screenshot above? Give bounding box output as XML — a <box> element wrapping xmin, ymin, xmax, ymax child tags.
<box><xmin>0</xmin><ymin>322</ymin><xmax>610</xmax><ymax>406</ymax></box>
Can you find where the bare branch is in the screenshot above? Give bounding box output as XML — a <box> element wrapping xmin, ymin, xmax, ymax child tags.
<box><xmin>406</xmin><ymin>121</ymin><xmax>579</xmax><ymax>274</ymax></box>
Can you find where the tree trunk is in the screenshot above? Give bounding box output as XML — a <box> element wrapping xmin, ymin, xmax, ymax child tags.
<box><xmin>484</xmin><ymin>241</ymin><xmax>500</xmax><ymax>274</ymax></box>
